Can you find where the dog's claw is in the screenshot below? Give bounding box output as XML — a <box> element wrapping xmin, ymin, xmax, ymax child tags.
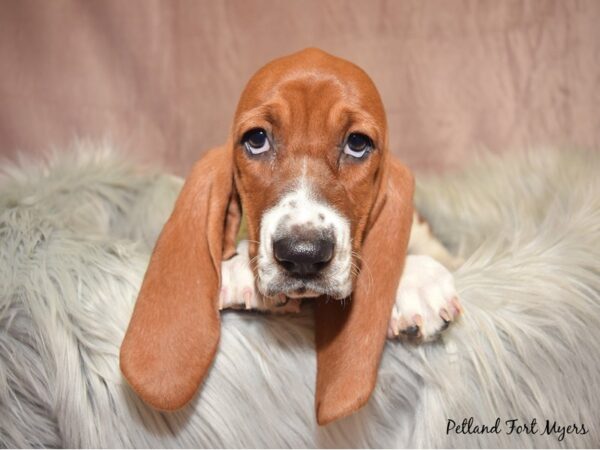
<box><xmin>402</xmin><ymin>325</ymin><xmax>420</xmax><ymax>337</ymax></box>
<box><xmin>440</xmin><ymin>308</ymin><xmax>451</xmax><ymax>323</ymax></box>
<box><xmin>243</xmin><ymin>289</ymin><xmax>253</xmax><ymax>310</ymax></box>
<box><xmin>451</xmin><ymin>297</ymin><xmax>463</xmax><ymax>316</ymax></box>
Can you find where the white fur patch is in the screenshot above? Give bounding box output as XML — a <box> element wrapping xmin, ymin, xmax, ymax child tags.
<box><xmin>256</xmin><ymin>174</ymin><xmax>352</xmax><ymax>299</ymax></box>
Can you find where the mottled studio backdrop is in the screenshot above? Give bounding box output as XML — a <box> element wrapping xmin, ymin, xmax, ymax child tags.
<box><xmin>0</xmin><ymin>0</ymin><xmax>599</xmax><ymax>175</ymax></box>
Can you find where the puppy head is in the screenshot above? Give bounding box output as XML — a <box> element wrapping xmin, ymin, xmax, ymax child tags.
<box><xmin>231</xmin><ymin>48</ymin><xmax>389</xmax><ymax>301</ymax></box>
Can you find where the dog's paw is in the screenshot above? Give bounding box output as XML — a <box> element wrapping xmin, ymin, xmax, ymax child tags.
<box><xmin>388</xmin><ymin>255</ymin><xmax>462</xmax><ymax>342</ymax></box>
<box><xmin>220</xmin><ymin>241</ymin><xmax>301</xmax><ymax>314</ymax></box>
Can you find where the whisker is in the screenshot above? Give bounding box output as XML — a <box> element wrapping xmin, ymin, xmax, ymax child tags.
<box><xmin>351</xmin><ymin>250</ymin><xmax>374</xmax><ymax>297</ymax></box>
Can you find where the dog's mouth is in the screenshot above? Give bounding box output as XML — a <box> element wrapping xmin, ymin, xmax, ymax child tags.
<box><xmin>284</xmin><ymin>285</ymin><xmax>322</xmax><ymax>299</ymax></box>
<box><xmin>258</xmin><ymin>272</ymin><xmax>350</xmax><ymax>300</ymax></box>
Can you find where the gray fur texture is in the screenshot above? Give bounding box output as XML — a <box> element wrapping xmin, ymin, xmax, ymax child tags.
<box><xmin>1</xmin><ymin>141</ymin><xmax>599</xmax><ymax>448</ymax></box>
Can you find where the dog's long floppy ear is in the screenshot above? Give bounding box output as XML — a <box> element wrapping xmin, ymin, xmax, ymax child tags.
<box><xmin>315</xmin><ymin>156</ymin><xmax>414</xmax><ymax>425</ymax></box>
<box><xmin>120</xmin><ymin>145</ymin><xmax>240</xmax><ymax>410</ymax></box>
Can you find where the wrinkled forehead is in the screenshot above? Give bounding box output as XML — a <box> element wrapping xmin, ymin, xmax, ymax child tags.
<box><xmin>233</xmin><ymin>50</ymin><xmax>387</xmax><ymax>137</ymax></box>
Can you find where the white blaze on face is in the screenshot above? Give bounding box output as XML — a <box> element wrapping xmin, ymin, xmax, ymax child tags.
<box><xmin>256</xmin><ymin>171</ymin><xmax>353</xmax><ymax>300</ymax></box>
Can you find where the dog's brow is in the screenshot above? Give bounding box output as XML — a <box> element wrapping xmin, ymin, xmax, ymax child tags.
<box><xmin>235</xmin><ymin>105</ymin><xmax>282</xmax><ymax>135</ymax></box>
<box><xmin>330</xmin><ymin>107</ymin><xmax>381</xmax><ymax>143</ymax></box>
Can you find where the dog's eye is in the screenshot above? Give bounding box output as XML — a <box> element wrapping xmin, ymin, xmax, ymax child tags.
<box><xmin>242</xmin><ymin>128</ymin><xmax>271</xmax><ymax>155</ymax></box>
<box><xmin>343</xmin><ymin>133</ymin><xmax>372</xmax><ymax>159</ymax></box>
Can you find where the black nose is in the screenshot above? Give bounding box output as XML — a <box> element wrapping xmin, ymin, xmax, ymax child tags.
<box><xmin>273</xmin><ymin>237</ymin><xmax>334</xmax><ymax>277</ymax></box>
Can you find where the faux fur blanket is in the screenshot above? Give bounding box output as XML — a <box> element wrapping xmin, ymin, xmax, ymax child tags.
<box><xmin>1</xmin><ymin>142</ymin><xmax>599</xmax><ymax>448</ymax></box>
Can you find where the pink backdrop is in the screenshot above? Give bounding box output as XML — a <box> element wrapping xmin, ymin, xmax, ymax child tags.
<box><xmin>1</xmin><ymin>0</ymin><xmax>599</xmax><ymax>175</ymax></box>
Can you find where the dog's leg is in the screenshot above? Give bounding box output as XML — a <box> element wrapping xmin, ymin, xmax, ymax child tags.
<box><xmin>408</xmin><ymin>212</ymin><xmax>463</xmax><ymax>270</ymax></box>
<box><xmin>222</xmin><ymin>241</ymin><xmax>462</xmax><ymax>341</ymax></box>
<box><xmin>388</xmin><ymin>254</ymin><xmax>462</xmax><ymax>341</ymax></box>
<box><xmin>390</xmin><ymin>212</ymin><xmax>463</xmax><ymax>340</ymax></box>
<box><xmin>219</xmin><ymin>240</ymin><xmax>302</xmax><ymax>313</ymax></box>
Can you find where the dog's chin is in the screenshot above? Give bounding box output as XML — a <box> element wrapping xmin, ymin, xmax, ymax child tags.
<box><xmin>258</xmin><ymin>274</ymin><xmax>351</xmax><ymax>301</ymax></box>
<box><xmin>285</xmin><ymin>290</ymin><xmax>321</xmax><ymax>299</ymax></box>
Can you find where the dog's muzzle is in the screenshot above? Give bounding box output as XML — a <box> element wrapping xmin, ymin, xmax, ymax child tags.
<box><xmin>256</xmin><ymin>181</ymin><xmax>353</xmax><ymax>300</ymax></box>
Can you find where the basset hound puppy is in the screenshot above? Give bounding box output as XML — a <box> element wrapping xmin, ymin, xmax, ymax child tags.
<box><xmin>120</xmin><ymin>48</ymin><xmax>462</xmax><ymax>426</ymax></box>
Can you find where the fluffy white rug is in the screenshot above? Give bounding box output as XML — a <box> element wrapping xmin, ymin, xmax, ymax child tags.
<box><xmin>0</xmin><ymin>142</ymin><xmax>599</xmax><ymax>448</ymax></box>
